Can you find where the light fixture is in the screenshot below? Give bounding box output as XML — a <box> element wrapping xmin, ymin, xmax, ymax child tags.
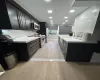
<box><xmin>64</xmin><ymin>17</ymin><xmax>68</xmax><ymax>19</ymax></box>
<box><xmin>93</xmin><ymin>9</ymin><xmax>98</xmax><ymax>13</ymax></box>
<box><xmin>65</xmin><ymin>20</ymin><xmax>68</xmax><ymax>22</ymax></box>
<box><xmin>49</xmin><ymin>17</ymin><xmax>53</xmax><ymax>19</ymax></box>
<box><xmin>62</xmin><ymin>22</ymin><xmax>65</xmax><ymax>25</ymax></box>
<box><xmin>51</xmin><ymin>21</ymin><xmax>53</xmax><ymax>24</ymax></box>
<box><xmin>51</xmin><ymin>23</ymin><xmax>53</xmax><ymax>25</ymax></box>
<box><xmin>51</xmin><ymin>22</ymin><xmax>54</xmax><ymax>26</ymax></box>
<box><xmin>48</xmin><ymin>10</ymin><xmax>53</xmax><ymax>14</ymax></box>
<box><xmin>44</xmin><ymin>0</ymin><xmax>52</xmax><ymax>3</ymax></box>
<box><xmin>70</xmin><ymin>10</ymin><xmax>75</xmax><ymax>13</ymax></box>
<box><xmin>51</xmin><ymin>22</ymin><xmax>53</xmax><ymax>25</ymax></box>
<box><xmin>50</xmin><ymin>20</ymin><xmax>53</xmax><ymax>22</ymax></box>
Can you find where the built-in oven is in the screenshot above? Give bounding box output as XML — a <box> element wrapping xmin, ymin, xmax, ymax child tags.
<box><xmin>30</xmin><ymin>22</ymin><xmax>40</xmax><ymax>30</ymax></box>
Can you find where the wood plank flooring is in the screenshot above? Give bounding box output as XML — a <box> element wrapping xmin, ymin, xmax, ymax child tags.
<box><xmin>1</xmin><ymin>37</ymin><xmax>100</xmax><ymax>80</ymax></box>
<box><xmin>30</xmin><ymin>39</ymin><xmax>64</xmax><ymax>61</ymax></box>
<box><xmin>1</xmin><ymin>61</ymin><xmax>100</xmax><ymax>80</ymax></box>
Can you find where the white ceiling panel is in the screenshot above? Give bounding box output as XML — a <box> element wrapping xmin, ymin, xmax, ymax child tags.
<box><xmin>72</xmin><ymin>0</ymin><xmax>100</xmax><ymax>7</ymax></box>
<box><xmin>14</xmin><ymin>0</ymin><xmax>88</xmax><ymax>26</ymax></box>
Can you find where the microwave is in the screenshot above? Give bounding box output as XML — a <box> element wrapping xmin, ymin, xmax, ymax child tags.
<box><xmin>30</xmin><ymin>22</ymin><xmax>40</xmax><ymax>30</ymax></box>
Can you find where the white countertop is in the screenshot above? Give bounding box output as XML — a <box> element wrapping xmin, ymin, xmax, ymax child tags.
<box><xmin>58</xmin><ymin>35</ymin><xmax>97</xmax><ymax>43</ymax></box>
<box><xmin>13</xmin><ymin>36</ymin><xmax>40</xmax><ymax>43</ymax></box>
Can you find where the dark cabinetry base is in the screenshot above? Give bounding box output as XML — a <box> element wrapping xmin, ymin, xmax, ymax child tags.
<box><xmin>14</xmin><ymin>38</ymin><xmax>41</xmax><ymax>61</ymax></box>
<box><xmin>58</xmin><ymin>36</ymin><xmax>96</xmax><ymax>62</ymax></box>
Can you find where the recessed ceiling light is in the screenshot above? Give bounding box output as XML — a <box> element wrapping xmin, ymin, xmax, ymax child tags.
<box><xmin>62</xmin><ymin>22</ymin><xmax>65</xmax><ymax>24</ymax></box>
<box><xmin>51</xmin><ymin>21</ymin><xmax>53</xmax><ymax>23</ymax></box>
<box><xmin>49</xmin><ymin>17</ymin><xmax>53</xmax><ymax>19</ymax></box>
<box><xmin>50</xmin><ymin>21</ymin><xmax>53</xmax><ymax>24</ymax></box>
<box><xmin>44</xmin><ymin>0</ymin><xmax>52</xmax><ymax>3</ymax></box>
<box><xmin>65</xmin><ymin>20</ymin><xmax>68</xmax><ymax>22</ymax></box>
<box><xmin>48</xmin><ymin>10</ymin><xmax>53</xmax><ymax>14</ymax></box>
<box><xmin>50</xmin><ymin>20</ymin><xmax>53</xmax><ymax>22</ymax></box>
<box><xmin>70</xmin><ymin>10</ymin><xmax>75</xmax><ymax>13</ymax></box>
<box><xmin>93</xmin><ymin>9</ymin><xmax>98</xmax><ymax>13</ymax></box>
<box><xmin>64</xmin><ymin>17</ymin><xmax>68</xmax><ymax>19</ymax></box>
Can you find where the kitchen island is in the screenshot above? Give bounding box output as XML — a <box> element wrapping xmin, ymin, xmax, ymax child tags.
<box><xmin>13</xmin><ymin>36</ymin><xmax>41</xmax><ymax>61</ymax></box>
<box><xmin>58</xmin><ymin>35</ymin><xmax>97</xmax><ymax>62</ymax></box>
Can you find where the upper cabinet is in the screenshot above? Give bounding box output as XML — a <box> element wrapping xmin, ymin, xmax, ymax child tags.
<box><xmin>17</xmin><ymin>10</ymin><xmax>29</xmax><ymax>30</ymax></box>
<box><xmin>6</xmin><ymin>2</ymin><xmax>19</xmax><ymax>29</ymax></box>
<box><xmin>0</xmin><ymin>0</ymin><xmax>39</xmax><ymax>30</ymax></box>
<box><xmin>38</xmin><ymin>22</ymin><xmax>46</xmax><ymax>35</ymax></box>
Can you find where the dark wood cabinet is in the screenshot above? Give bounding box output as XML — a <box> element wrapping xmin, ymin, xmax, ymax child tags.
<box><xmin>6</xmin><ymin>2</ymin><xmax>19</xmax><ymax>29</ymax></box>
<box><xmin>14</xmin><ymin>38</ymin><xmax>41</xmax><ymax>61</ymax></box>
<box><xmin>0</xmin><ymin>0</ymin><xmax>39</xmax><ymax>30</ymax></box>
<box><xmin>17</xmin><ymin>10</ymin><xmax>28</xmax><ymax>30</ymax></box>
<box><xmin>27</xmin><ymin>39</ymin><xmax>40</xmax><ymax>57</ymax></box>
<box><xmin>38</xmin><ymin>22</ymin><xmax>46</xmax><ymax>35</ymax></box>
<box><xmin>58</xmin><ymin>37</ymin><xmax>68</xmax><ymax>59</ymax></box>
<box><xmin>37</xmin><ymin>22</ymin><xmax>47</xmax><ymax>43</ymax></box>
<box><xmin>58</xmin><ymin>36</ymin><xmax>96</xmax><ymax>62</ymax></box>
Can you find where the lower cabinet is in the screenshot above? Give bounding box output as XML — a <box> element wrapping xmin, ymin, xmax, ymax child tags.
<box><xmin>58</xmin><ymin>37</ymin><xmax>96</xmax><ymax>62</ymax></box>
<box><xmin>14</xmin><ymin>38</ymin><xmax>41</xmax><ymax>61</ymax></box>
<box><xmin>58</xmin><ymin>37</ymin><xmax>68</xmax><ymax>59</ymax></box>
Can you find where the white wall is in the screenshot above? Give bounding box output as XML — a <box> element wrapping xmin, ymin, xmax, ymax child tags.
<box><xmin>72</xmin><ymin>6</ymin><xmax>100</xmax><ymax>34</ymax></box>
<box><xmin>46</xmin><ymin>28</ymin><xmax>49</xmax><ymax>36</ymax></box>
<box><xmin>2</xmin><ymin>29</ymin><xmax>36</xmax><ymax>39</ymax></box>
<box><xmin>57</xmin><ymin>26</ymin><xmax>59</xmax><ymax>35</ymax></box>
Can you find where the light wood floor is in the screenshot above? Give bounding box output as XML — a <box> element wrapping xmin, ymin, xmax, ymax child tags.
<box><xmin>1</xmin><ymin>61</ymin><xmax>100</xmax><ymax>80</ymax></box>
<box><xmin>30</xmin><ymin>39</ymin><xmax>64</xmax><ymax>61</ymax></box>
<box><xmin>1</xmin><ymin>37</ymin><xmax>100</xmax><ymax>80</ymax></box>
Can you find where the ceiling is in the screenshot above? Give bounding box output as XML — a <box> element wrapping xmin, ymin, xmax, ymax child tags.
<box><xmin>72</xmin><ymin>0</ymin><xmax>100</xmax><ymax>7</ymax></box>
<box><xmin>14</xmin><ymin>0</ymin><xmax>88</xmax><ymax>26</ymax></box>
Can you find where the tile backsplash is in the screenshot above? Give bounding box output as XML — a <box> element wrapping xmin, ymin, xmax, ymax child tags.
<box><xmin>2</xmin><ymin>29</ymin><xmax>36</xmax><ymax>39</ymax></box>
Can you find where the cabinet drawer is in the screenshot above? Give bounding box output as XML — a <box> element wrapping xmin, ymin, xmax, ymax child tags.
<box><xmin>28</xmin><ymin>40</ymin><xmax>35</xmax><ymax>46</ymax></box>
<box><xmin>28</xmin><ymin>39</ymin><xmax>39</xmax><ymax>47</ymax></box>
<box><xmin>27</xmin><ymin>39</ymin><xmax>40</xmax><ymax>57</ymax></box>
<box><xmin>28</xmin><ymin>44</ymin><xmax>39</xmax><ymax>56</ymax></box>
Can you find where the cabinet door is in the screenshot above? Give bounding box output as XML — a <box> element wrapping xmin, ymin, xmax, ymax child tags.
<box><xmin>17</xmin><ymin>10</ymin><xmax>27</xmax><ymax>30</ymax></box>
<box><xmin>25</xmin><ymin>16</ymin><xmax>31</xmax><ymax>29</ymax></box>
<box><xmin>6</xmin><ymin>2</ymin><xmax>20</xmax><ymax>29</ymax></box>
<box><xmin>27</xmin><ymin>39</ymin><xmax>40</xmax><ymax>57</ymax></box>
<box><xmin>23</xmin><ymin>14</ymin><xmax>28</xmax><ymax>30</ymax></box>
<box><xmin>29</xmin><ymin>18</ymin><xmax>33</xmax><ymax>29</ymax></box>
